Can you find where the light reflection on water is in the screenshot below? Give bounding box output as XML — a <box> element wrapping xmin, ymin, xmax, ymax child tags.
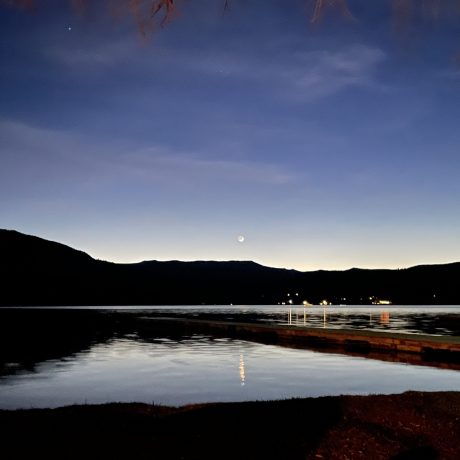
<box><xmin>1</xmin><ymin>335</ymin><xmax>460</xmax><ymax>410</ymax></box>
<box><xmin>138</xmin><ymin>305</ymin><xmax>460</xmax><ymax>335</ymax></box>
<box><xmin>9</xmin><ymin>305</ymin><xmax>460</xmax><ymax>335</ymax></box>
<box><xmin>34</xmin><ymin>304</ymin><xmax>460</xmax><ymax>335</ymax></box>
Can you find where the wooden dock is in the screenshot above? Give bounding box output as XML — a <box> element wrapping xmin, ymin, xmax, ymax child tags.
<box><xmin>148</xmin><ymin>317</ymin><xmax>460</xmax><ymax>370</ymax></box>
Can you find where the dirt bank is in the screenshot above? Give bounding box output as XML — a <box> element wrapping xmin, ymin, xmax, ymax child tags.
<box><xmin>1</xmin><ymin>391</ymin><xmax>459</xmax><ymax>459</ymax></box>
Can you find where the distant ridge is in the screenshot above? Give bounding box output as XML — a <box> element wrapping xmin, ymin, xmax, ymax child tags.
<box><xmin>1</xmin><ymin>229</ymin><xmax>459</xmax><ymax>306</ymax></box>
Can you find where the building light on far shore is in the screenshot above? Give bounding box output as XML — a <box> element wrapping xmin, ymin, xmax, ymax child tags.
<box><xmin>373</xmin><ymin>299</ymin><xmax>392</xmax><ymax>305</ymax></box>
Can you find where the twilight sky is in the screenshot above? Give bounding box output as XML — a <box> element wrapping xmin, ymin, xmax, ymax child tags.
<box><xmin>1</xmin><ymin>0</ymin><xmax>460</xmax><ymax>270</ymax></box>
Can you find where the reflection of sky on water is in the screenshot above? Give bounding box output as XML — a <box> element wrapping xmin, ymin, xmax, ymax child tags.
<box><xmin>1</xmin><ymin>335</ymin><xmax>460</xmax><ymax>410</ymax></box>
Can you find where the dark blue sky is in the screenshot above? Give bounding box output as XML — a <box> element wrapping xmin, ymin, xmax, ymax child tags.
<box><xmin>1</xmin><ymin>0</ymin><xmax>460</xmax><ymax>269</ymax></box>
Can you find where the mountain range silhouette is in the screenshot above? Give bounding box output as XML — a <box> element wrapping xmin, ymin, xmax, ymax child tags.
<box><xmin>1</xmin><ymin>229</ymin><xmax>459</xmax><ymax>306</ymax></box>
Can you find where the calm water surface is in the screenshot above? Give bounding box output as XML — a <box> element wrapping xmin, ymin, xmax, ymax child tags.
<box><xmin>0</xmin><ymin>307</ymin><xmax>459</xmax><ymax>409</ymax></box>
<box><xmin>1</xmin><ymin>335</ymin><xmax>460</xmax><ymax>409</ymax></box>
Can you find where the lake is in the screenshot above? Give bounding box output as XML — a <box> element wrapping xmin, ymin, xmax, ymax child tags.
<box><xmin>0</xmin><ymin>306</ymin><xmax>459</xmax><ymax>409</ymax></box>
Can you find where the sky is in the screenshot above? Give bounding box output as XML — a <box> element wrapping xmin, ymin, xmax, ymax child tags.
<box><xmin>1</xmin><ymin>0</ymin><xmax>460</xmax><ymax>271</ymax></box>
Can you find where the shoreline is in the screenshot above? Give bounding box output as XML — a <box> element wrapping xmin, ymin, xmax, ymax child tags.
<box><xmin>2</xmin><ymin>391</ymin><xmax>460</xmax><ymax>459</ymax></box>
<box><xmin>145</xmin><ymin>317</ymin><xmax>460</xmax><ymax>370</ymax></box>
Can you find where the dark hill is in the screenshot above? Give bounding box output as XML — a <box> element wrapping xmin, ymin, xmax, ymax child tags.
<box><xmin>0</xmin><ymin>229</ymin><xmax>459</xmax><ymax>306</ymax></box>
<box><xmin>0</xmin><ymin>229</ymin><xmax>93</xmax><ymax>270</ymax></box>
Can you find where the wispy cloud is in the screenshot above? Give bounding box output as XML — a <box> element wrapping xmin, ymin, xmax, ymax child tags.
<box><xmin>153</xmin><ymin>42</ymin><xmax>386</xmax><ymax>100</ymax></box>
<box><xmin>284</xmin><ymin>45</ymin><xmax>386</xmax><ymax>99</ymax></box>
<box><xmin>44</xmin><ymin>38</ymin><xmax>140</xmax><ymax>71</ymax></box>
<box><xmin>117</xmin><ymin>148</ymin><xmax>294</xmax><ymax>185</ymax></box>
<box><xmin>0</xmin><ymin>120</ymin><xmax>295</xmax><ymax>189</ymax></box>
<box><xmin>45</xmin><ymin>31</ymin><xmax>385</xmax><ymax>101</ymax></box>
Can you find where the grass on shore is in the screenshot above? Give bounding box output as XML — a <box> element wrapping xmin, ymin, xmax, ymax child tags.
<box><xmin>2</xmin><ymin>391</ymin><xmax>460</xmax><ymax>459</ymax></box>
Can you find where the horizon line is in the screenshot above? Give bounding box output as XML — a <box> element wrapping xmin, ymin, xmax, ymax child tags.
<box><xmin>2</xmin><ymin>228</ymin><xmax>460</xmax><ymax>274</ymax></box>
